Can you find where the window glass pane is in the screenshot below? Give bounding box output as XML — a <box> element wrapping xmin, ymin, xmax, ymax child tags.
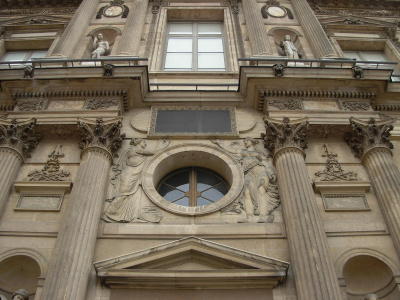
<box><xmin>2</xmin><ymin>51</ymin><xmax>28</xmax><ymax>62</ymax></box>
<box><xmin>198</xmin><ymin>38</ymin><xmax>223</xmax><ymax>52</ymax></box>
<box><xmin>30</xmin><ymin>50</ymin><xmax>47</xmax><ymax>59</ymax></box>
<box><xmin>165</xmin><ymin>53</ymin><xmax>192</xmax><ymax>69</ymax></box>
<box><xmin>167</xmin><ymin>38</ymin><xmax>192</xmax><ymax>52</ymax></box>
<box><xmin>197</xmin><ymin>197</ymin><xmax>214</xmax><ymax>206</ymax></box>
<box><xmin>164</xmin><ymin>169</ymin><xmax>190</xmax><ymax>192</ymax></box>
<box><xmin>343</xmin><ymin>51</ymin><xmax>361</xmax><ymax>61</ymax></box>
<box><xmin>174</xmin><ymin>197</ymin><xmax>189</xmax><ymax>206</ymax></box>
<box><xmin>201</xmin><ymin>185</ymin><xmax>227</xmax><ymax>201</ymax></box>
<box><xmin>198</xmin><ymin>23</ymin><xmax>221</xmax><ymax>35</ymax></box>
<box><xmin>169</xmin><ymin>23</ymin><xmax>192</xmax><ymax>35</ymax></box>
<box><xmin>197</xmin><ymin>169</ymin><xmax>222</xmax><ymax>192</ymax></box>
<box><xmin>198</xmin><ymin>53</ymin><xmax>225</xmax><ymax>69</ymax></box>
<box><xmin>362</xmin><ymin>52</ymin><xmax>387</xmax><ymax>61</ymax></box>
<box><xmin>158</xmin><ymin>184</ymin><xmax>185</xmax><ymax>202</ymax></box>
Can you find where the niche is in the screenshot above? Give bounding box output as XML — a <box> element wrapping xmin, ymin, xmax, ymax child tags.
<box><xmin>85</xmin><ymin>27</ymin><xmax>121</xmax><ymax>59</ymax></box>
<box><xmin>269</xmin><ymin>28</ymin><xmax>305</xmax><ymax>59</ymax></box>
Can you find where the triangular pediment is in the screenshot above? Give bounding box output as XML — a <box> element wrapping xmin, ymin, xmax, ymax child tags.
<box><xmin>94</xmin><ymin>237</ymin><xmax>289</xmax><ymax>289</ymax></box>
<box><xmin>318</xmin><ymin>15</ymin><xmax>397</xmax><ymax>28</ymax></box>
<box><xmin>0</xmin><ymin>15</ymin><xmax>70</xmax><ymax>27</ymax></box>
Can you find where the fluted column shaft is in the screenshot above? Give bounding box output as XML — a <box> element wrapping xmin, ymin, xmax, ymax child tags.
<box><xmin>275</xmin><ymin>148</ymin><xmax>343</xmax><ymax>300</ymax></box>
<box><xmin>40</xmin><ymin>148</ymin><xmax>112</xmax><ymax>300</ymax></box>
<box><xmin>291</xmin><ymin>0</ymin><xmax>336</xmax><ymax>58</ymax></box>
<box><xmin>0</xmin><ymin>148</ymin><xmax>22</xmax><ymax>215</ymax></box>
<box><xmin>51</xmin><ymin>0</ymin><xmax>100</xmax><ymax>57</ymax></box>
<box><xmin>242</xmin><ymin>0</ymin><xmax>272</xmax><ymax>55</ymax></box>
<box><xmin>118</xmin><ymin>0</ymin><xmax>149</xmax><ymax>55</ymax></box>
<box><xmin>363</xmin><ymin>148</ymin><xmax>400</xmax><ymax>256</ymax></box>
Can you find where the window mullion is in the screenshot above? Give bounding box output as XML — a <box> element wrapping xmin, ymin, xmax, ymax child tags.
<box><xmin>189</xmin><ymin>167</ymin><xmax>197</xmax><ymax>206</ymax></box>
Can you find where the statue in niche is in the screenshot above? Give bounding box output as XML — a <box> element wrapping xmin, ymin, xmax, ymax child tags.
<box><xmin>212</xmin><ymin>138</ymin><xmax>280</xmax><ymax>223</ymax></box>
<box><xmin>103</xmin><ymin>138</ymin><xmax>170</xmax><ymax>223</ymax></box>
<box><xmin>11</xmin><ymin>289</ymin><xmax>29</xmax><ymax>300</ymax></box>
<box><xmin>91</xmin><ymin>33</ymin><xmax>110</xmax><ymax>59</ymax></box>
<box><xmin>281</xmin><ymin>35</ymin><xmax>299</xmax><ymax>59</ymax></box>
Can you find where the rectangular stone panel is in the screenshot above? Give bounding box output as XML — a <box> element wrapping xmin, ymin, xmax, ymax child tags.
<box><xmin>322</xmin><ymin>193</ymin><xmax>370</xmax><ymax>211</ymax></box>
<box><xmin>15</xmin><ymin>193</ymin><xmax>64</xmax><ymax>211</ymax></box>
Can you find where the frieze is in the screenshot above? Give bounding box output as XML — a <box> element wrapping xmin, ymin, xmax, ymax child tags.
<box><xmin>28</xmin><ymin>155</ymin><xmax>70</xmax><ymax>182</ymax></box>
<box><xmin>268</xmin><ymin>99</ymin><xmax>303</xmax><ymax>110</ymax></box>
<box><xmin>307</xmin><ymin>124</ymin><xmax>350</xmax><ymax>139</ymax></box>
<box><xmin>38</xmin><ymin>124</ymin><xmax>80</xmax><ymax>139</ymax></box>
<box><xmin>340</xmin><ymin>101</ymin><xmax>371</xmax><ymax>111</ymax></box>
<box><xmin>0</xmin><ymin>8</ymin><xmax>78</xmax><ymax>15</ymax></box>
<box><xmin>17</xmin><ymin>100</ymin><xmax>48</xmax><ymax>112</ymax></box>
<box><xmin>83</xmin><ymin>99</ymin><xmax>119</xmax><ymax>110</ymax></box>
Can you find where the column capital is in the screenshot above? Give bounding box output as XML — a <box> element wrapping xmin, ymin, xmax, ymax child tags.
<box><xmin>346</xmin><ymin>117</ymin><xmax>394</xmax><ymax>161</ymax></box>
<box><xmin>0</xmin><ymin>118</ymin><xmax>39</xmax><ymax>160</ymax></box>
<box><xmin>78</xmin><ymin>117</ymin><xmax>125</xmax><ymax>161</ymax></box>
<box><xmin>263</xmin><ymin>116</ymin><xmax>309</xmax><ymax>159</ymax></box>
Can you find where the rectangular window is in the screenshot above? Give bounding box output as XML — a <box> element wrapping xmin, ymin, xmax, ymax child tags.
<box><xmin>1</xmin><ymin>50</ymin><xmax>47</xmax><ymax>63</ymax></box>
<box><xmin>164</xmin><ymin>22</ymin><xmax>225</xmax><ymax>71</ymax></box>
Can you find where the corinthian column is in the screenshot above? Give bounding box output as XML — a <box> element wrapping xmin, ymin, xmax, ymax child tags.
<box><xmin>118</xmin><ymin>0</ymin><xmax>149</xmax><ymax>55</ymax></box>
<box><xmin>40</xmin><ymin>117</ymin><xmax>125</xmax><ymax>300</ymax></box>
<box><xmin>51</xmin><ymin>0</ymin><xmax>100</xmax><ymax>57</ymax></box>
<box><xmin>0</xmin><ymin>118</ymin><xmax>38</xmax><ymax>217</ymax></box>
<box><xmin>263</xmin><ymin>117</ymin><xmax>343</xmax><ymax>300</ymax></box>
<box><xmin>347</xmin><ymin>117</ymin><xmax>400</xmax><ymax>258</ymax></box>
<box><xmin>291</xmin><ymin>0</ymin><xmax>336</xmax><ymax>58</ymax></box>
<box><xmin>242</xmin><ymin>0</ymin><xmax>272</xmax><ymax>55</ymax></box>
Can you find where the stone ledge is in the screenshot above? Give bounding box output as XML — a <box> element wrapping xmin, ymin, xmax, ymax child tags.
<box><xmin>313</xmin><ymin>181</ymin><xmax>371</xmax><ymax>193</ymax></box>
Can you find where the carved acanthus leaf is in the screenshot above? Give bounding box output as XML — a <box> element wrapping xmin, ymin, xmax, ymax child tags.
<box><xmin>17</xmin><ymin>100</ymin><xmax>47</xmax><ymax>112</ymax></box>
<box><xmin>346</xmin><ymin>117</ymin><xmax>394</xmax><ymax>158</ymax></box>
<box><xmin>28</xmin><ymin>155</ymin><xmax>70</xmax><ymax>181</ymax></box>
<box><xmin>340</xmin><ymin>101</ymin><xmax>371</xmax><ymax>111</ymax></box>
<box><xmin>0</xmin><ymin>118</ymin><xmax>39</xmax><ymax>158</ymax></box>
<box><xmin>268</xmin><ymin>99</ymin><xmax>303</xmax><ymax>110</ymax></box>
<box><xmin>78</xmin><ymin>117</ymin><xmax>125</xmax><ymax>153</ymax></box>
<box><xmin>263</xmin><ymin>117</ymin><xmax>309</xmax><ymax>155</ymax></box>
<box><xmin>84</xmin><ymin>99</ymin><xmax>119</xmax><ymax>110</ymax></box>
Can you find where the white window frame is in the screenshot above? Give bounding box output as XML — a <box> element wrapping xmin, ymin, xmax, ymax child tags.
<box><xmin>163</xmin><ymin>21</ymin><xmax>226</xmax><ymax>71</ymax></box>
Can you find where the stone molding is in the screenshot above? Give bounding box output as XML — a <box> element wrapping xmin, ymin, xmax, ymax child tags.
<box><xmin>0</xmin><ymin>248</ymin><xmax>47</xmax><ymax>277</ymax></box>
<box><xmin>313</xmin><ymin>181</ymin><xmax>371</xmax><ymax>193</ymax></box>
<box><xmin>78</xmin><ymin>117</ymin><xmax>125</xmax><ymax>162</ymax></box>
<box><xmin>0</xmin><ymin>118</ymin><xmax>39</xmax><ymax>159</ymax></box>
<box><xmin>346</xmin><ymin>117</ymin><xmax>394</xmax><ymax>160</ymax></box>
<box><xmin>263</xmin><ymin>116</ymin><xmax>309</xmax><ymax>158</ymax></box>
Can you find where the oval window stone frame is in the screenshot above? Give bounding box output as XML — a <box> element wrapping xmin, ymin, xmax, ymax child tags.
<box><xmin>142</xmin><ymin>143</ymin><xmax>244</xmax><ymax>216</ymax></box>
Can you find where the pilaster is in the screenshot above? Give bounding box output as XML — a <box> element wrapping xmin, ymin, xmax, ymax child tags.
<box><xmin>118</xmin><ymin>0</ymin><xmax>149</xmax><ymax>55</ymax></box>
<box><xmin>346</xmin><ymin>117</ymin><xmax>400</xmax><ymax>258</ymax></box>
<box><xmin>0</xmin><ymin>118</ymin><xmax>38</xmax><ymax>217</ymax></box>
<box><xmin>51</xmin><ymin>0</ymin><xmax>101</xmax><ymax>57</ymax></box>
<box><xmin>39</xmin><ymin>117</ymin><xmax>124</xmax><ymax>300</ymax></box>
<box><xmin>291</xmin><ymin>0</ymin><xmax>336</xmax><ymax>58</ymax></box>
<box><xmin>242</xmin><ymin>0</ymin><xmax>273</xmax><ymax>55</ymax></box>
<box><xmin>263</xmin><ymin>117</ymin><xmax>343</xmax><ymax>300</ymax></box>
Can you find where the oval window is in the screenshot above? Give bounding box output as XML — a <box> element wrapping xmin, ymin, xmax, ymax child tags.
<box><xmin>157</xmin><ymin>167</ymin><xmax>229</xmax><ymax>207</ymax></box>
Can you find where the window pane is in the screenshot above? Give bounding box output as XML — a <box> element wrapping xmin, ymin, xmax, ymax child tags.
<box><xmin>165</xmin><ymin>53</ymin><xmax>192</xmax><ymax>69</ymax></box>
<box><xmin>169</xmin><ymin>23</ymin><xmax>192</xmax><ymax>35</ymax></box>
<box><xmin>198</xmin><ymin>23</ymin><xmax>221</xmax><ymax>35</ymax></box>
<box><xmin>158</xmin><ymin>184</ymin><xmax>185</xmax><ymax>202</ymax></box>
<box><xmin>30</xmin><ymin>50</ymin><xmax>47</xmax><ymax>59</ymax></box>
<box><xmin>164</xmin><ymin>169</ymin><xmax>190</xmax><ymax>192</ymax></box>
<box><xmin>201</xmin><ymin>186</ymin><xmax>227</xmax><ymax>201</ymax></box>
<box><xmin>198</xmin><ymin>53</ymin><xmax>225</xmax><ymax>69</ymax></box>
<box><xmin>343</xmin><ymin>51</ymin><xmax>361</xmax><ymax>60</ymax></box>
<box><xmin>362</xmin><ymin>52</ymin><xmax>387</xmax><ymax>61</ymax></box>
<box><xmin>2</xmin><ymin>51</ymin><xmax>27</xmax><ymax>62</ymax></box>
<box><xmin>197</xmin><ymin>197</ymin><xmax>214</xmax><ymax>206</ymax></box>
<box><xmin>174</xmin><ymin>197</ymin><xmax>189</xmax><ymax>206</ymax></box>
<box><xmin>167</xmin><ymin>38</ymin><xmax>192</xmax><ymax>52</ymax></box>
<box><xmin>198</xmin><ymin>38</ymin><xmax>223</xmax><ymax>52</ymax></box>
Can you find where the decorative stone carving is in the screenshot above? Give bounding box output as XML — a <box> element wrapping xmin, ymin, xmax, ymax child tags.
<box><xmin>212</xmin><ymin>138</ymin><xmax>279</xmax><ymax>223</ymax></box>
<box><xmin>84</xmin><ymin>99</ymin><xmax>119</xmax><ymax>110</ymax></box>
<box><xmin>315</xmin><ymin>144</ymin><xmax>358</xmax><ymax>181</ymax></box>
<box><xmin>340</xmin><ymin>101</ymin><xmax>371</xmax><ymax>111</ymax></box>
<box><xmin>351</xmin><ymin>66</ymin><xmax>363</xmax><ymax>79</ymax></box>
<box><xmin>103</xmin><ymin>64</ymin><xmax>115</xmax><ymax>77</ymax></box>
<box><xmin>28</xmin><ymin>155</ymin><xmax>70</xmax><ymax>182</ymax></box>
<box><xmin>263</xmin><ymin>117</ymin><xmax>309</xmax><ymax>156</ymax></box>
<box><xmin>103</xmin><ymin>138</ymin><xmax>171</xmax><ymax>223</ymax></box>
<box><xmin>272</xmin><ymin>64</ymin><xmax>285</xmax><ymax>77</ymax></box>
<box><xmin>268</xmin><ymin>99</ymin><xmax>303</xmax><ymax>110</ymax></box>
<box><xmin>346</xmin><ymin>117</ymin><xmax>394</xmax><ymax>159</ymax></box>
<box><xmin>78</xmin><ymin>117</ymin><xmax>125</xmax><ymax>155</ymax></box>
<box><xmin>307</xmin><ymin>124</ymin><xmax>350</xmax><ymax>138</ymax></box>
<box><xmin>96</xmin><ymin>0</ymin><xmax>129</xmax><ymax>19</ymax></box>
<box><xmin>17</xmin><ymin>100</ymin><xmax>47</xmax><ymax>112</ymax></box>
<box><xmin>0</xmin><ymin>118</ymin><xmax>39</xmax><ymax>158</ymax></box>
<box><xmin>0</xmin><ymin>8</ymin><xmax>77</xmax><ymax>16</ymax></box>
<box><xmin>261</xmin><ymin>0</ymin><xmax>293</xmax><ymax>19</ymax></box>
<box><xmin>92</xmin><ymin>34</ymin><xmax>110</xmax><ymax>59</ymax></box>
<box><xmin>230</xmin><ymin>0</ymin><xmax>239</xmax><ymax>14</ymax></box>
<box><xmin>152</xmin><ymin>0</ymin><xmax>162</xmax><ymax>14</ymax></box>
<box><xmin>281</xmin><ymin>35</ymin><xmax>299</xmax><ymax>59</ymax></box>
<box><xmin>11</xmin><ymin>289</ymin><xmax>29</xmax><ymax>300</ymax></box>
<box><xmin>23</xmin><ymin>66</ymin><xmax>34</xmax><ymax>78</ymax></box>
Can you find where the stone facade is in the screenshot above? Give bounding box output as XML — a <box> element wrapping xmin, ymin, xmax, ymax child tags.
<box><xmin>0</xmin><ymin>0</ymin><xmax>400</xmax><ymax>299</ymax></box>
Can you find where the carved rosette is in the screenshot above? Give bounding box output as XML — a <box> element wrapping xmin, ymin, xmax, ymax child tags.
<box><xmin>78</xmin><ymin>117</ymin><xmax>125</xmax><ymax>161</ymax></box>
<box><xmin>263</xmin><ymin>117</ymin><xmax>309</xmax><ymax>160</ymax></box>
<box><xmin>0</xmin><ymin>118</ymin><xmax>39</xmax><ymax>160</ymax></box>
<box><xmin>346</xmin><ymin>117</ymin><xmax>394</xmax><ymax>160</ymax></box>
